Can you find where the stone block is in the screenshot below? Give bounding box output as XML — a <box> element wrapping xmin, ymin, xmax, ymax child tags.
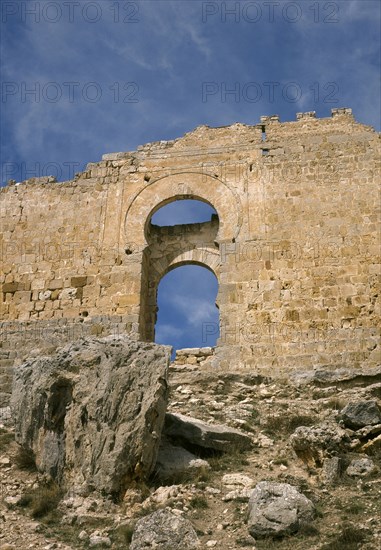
<box><xmin>48</xmin><ymin>279</ymin><xmax>64</xmax><ymax>290</ymax></box>
<box><xmin>1</xmin><ymin>282</ymin><xmax>18</xmax><ymax>293</ymax></box>
<box><xmin>117</xmin><ymin>294</ymin><xmax>140</xmax><ymax>307</ymax></box>
<box><xmin>13</xmin><ymin>291</ymin><xmax>31</xmax><ymax>304</ymax></box>
<box><xmin>70</xmin><ymin>276</ymin><xmax>88</xmax><ymax>288</ymax></box>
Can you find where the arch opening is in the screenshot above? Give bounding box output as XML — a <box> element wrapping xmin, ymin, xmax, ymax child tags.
<box><xmin>150</xmin><ymin>198</ymin><xmax>218</xmax><ymax>227</ymax></box>
<box><xmin>124</xmin><ymin>171</ymin><xmax>242</xmax><ymax>248</ymax></box>
<box><xmin>154</xmin><ymin>264</ymin><xmax>219</xmax><ymax>359</ymax></box>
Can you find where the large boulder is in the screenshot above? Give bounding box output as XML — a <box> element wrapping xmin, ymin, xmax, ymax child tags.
<box><xmin>247</xmin><ymin>482</ymin><xmax>315</xmax><ymax>539</ymax></box>
<box><xmin>164</xmin><ymin>412</ymin><xmax>252</xmax><ymax>452</ymax></box>
<box><xmin>339</xmin><ymin>400</ymin><xmax>381</xmax><ymax>429</ymax></box>
<box><xmin>11</xmin><ymin>336</ymin><xmax>171</xmax><ymax>498</ymax></box>
<box><xmin>130</xmin><ymin>508</ymin><xmax>199</xmax><ymax>549</ymax></box>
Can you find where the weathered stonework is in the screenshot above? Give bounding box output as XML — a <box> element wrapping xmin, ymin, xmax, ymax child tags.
<box><xmin>1</xmin><ymin>109</ymin><xmax>380</xmax><ymax>405</ymax></box>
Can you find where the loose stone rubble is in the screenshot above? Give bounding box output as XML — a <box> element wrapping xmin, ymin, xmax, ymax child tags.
<box><xmin>339</xmin><ymin>400</ymin><xmax>381</xmax><ymax>429</ymax></box>
<box><xmin>1</xmin><ymin>357</ymin><xmax>380</xmax><ymax>549</ymax></box>
<box><xmin>154</xmin><ymin>439</ymin><xmax>210</xmax><ymax>482</ymax></box>
<box><xmin>290</xmin><ymin>422</ymin><xmax>349</xmax><ymax>468</ymax></box>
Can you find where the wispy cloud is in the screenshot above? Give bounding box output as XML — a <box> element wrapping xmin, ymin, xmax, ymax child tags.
<box><xmin>168</xmin><ymin>294</ymin><xmax>218</xmax><ymax>328</ymax></box>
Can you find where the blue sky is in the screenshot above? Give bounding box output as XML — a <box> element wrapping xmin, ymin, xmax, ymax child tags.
<box><xmin>1</xmin><ymin>0</ymin><xmax>380</xmax><ymax>353</ymax></box>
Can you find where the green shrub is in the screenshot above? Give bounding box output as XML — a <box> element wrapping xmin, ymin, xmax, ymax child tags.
<box><xmin>189</xmin><ymin>495</ymin><xmax>208</xmax><ymax>509</ymax></box>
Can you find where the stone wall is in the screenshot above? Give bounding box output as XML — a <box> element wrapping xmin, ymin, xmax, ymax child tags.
<box><xmin>172</xmin><ymin>347</ymin><xmax>215</xmax><ymax>368</ymax></box>
<box><xmin>0</xmin><ymin>317</ymin><xmax>131</xmax><ymax>406</ymax></box>
<box><xmin>1</xmin><ymin>108</ymin><xmax>380</xmax><ymax>404</ymax></box>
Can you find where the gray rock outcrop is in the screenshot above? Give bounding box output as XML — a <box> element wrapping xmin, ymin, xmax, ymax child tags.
<box><xmin>130</xmin><ymin>508</ymin><xmax>200</xmax><ymax>549</ymax></box>
<box><xmin>290</xmin><ymin>422</ymin><xmax>349</xmax><ymax>467</ymax></box>
<box><xmin>247</xmin><ymin>481</ymin><xmax>315</xmax><ymax>539</ymax></box>
<box><xmin>346</xmin><ymin>458</ymin><xmax>376</xmax><ymax>477</ymax></box>
<box><xmin>11</xmin><ymin>336</ymin><xmax>171</xmax><ymax>498</ymax></box>
<box><xmin>322</xmin><ymin>456</ymin><xmax>342</xmax><ymax>485</ymax></box>
<box><xmin>339</xmin><ymin>400</ymin><xmax>381</xmax><ymax>429</ymax></box>
<box><xmin>289</xmin><ymin>366</ymin><xmax>381</xmax><ymax>387</ymax></box>
<box><xmin>164</xmin><ymin>412</ymin><xmax>252</xmax><ymax>452</ymax></box>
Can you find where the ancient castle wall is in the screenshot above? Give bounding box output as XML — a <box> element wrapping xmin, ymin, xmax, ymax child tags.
<box><xmin>1</xmin><ymin>108</ymin><xmax>380</xmax><ymax>405</ymax></box>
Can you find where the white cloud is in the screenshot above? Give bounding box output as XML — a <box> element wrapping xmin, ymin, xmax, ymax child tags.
<box><xmin>167</xmin><ymin>293</ymin><xmax>218</xmax><ymax>327</ymax></box>
<box><xmin>155</xmin><ymin>323</ymin><xmax>185</xmax><ymax>341</ymax></box>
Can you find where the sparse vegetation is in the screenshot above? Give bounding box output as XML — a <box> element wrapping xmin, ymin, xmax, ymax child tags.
<box><xmin>298</xmin><ymin>523</ymin><xmax>320</xmax><ymax>537</ymax></box>
<box><xmin>250</xmin><ymin>408</ymin><xmax>260</xmax><ymax>421</ymax></box>
<box><xmin>13</xmin><ymin>445</ymin><xmax>36</xmax><ymax>471</ymax></box>
<box><xmin>208</xmin><ymin>450</ymin><xmax>250</xmax><ymax>471</ymax></box>
<box><xmin>18</xmin><ymin>481</ymin><xmax>63</xmax><ymax>519</ymax></box>
<box><xmin>113</xmin><ymin>523</ymin><xmax>135</xmax><ymax>546</ymax></box>
<box><xmin>323</xmin><ymin>398</ymin><xmax>346</xmax><ymax>411</ymax></box>
<box><xmin>273</xmin><ymin>457</ymin><xmax>289</xmax><ymax>466</ymax></box>
<box><xmin>263</xmin><ymin>414</ymin><xmax>316</xmax><ymax>436</ymax></box>
<box><xmin>236</xmin><ymin>536</ymin><xmax>256</xmax><ymax>546</ymax></box>
<box><xmin>342</xmin><ymin>501</ymin><xmax>366</xmax><ymax>515</ymax></box>
<box><xmin>0</xmin><ymin>428</ymin><xmax>13</xmax><ymax>452</ymax></box>
<box><xmin>189</xmin><ymin>495</ymin><xmax>208</xmax><ymax>509</ymax></box>
<box><xmin>320</xmin><ymin>523</ymin><xmax>369</xmax><ymax>550</ymax></box>
<box><xmin>152</xmin><ymin>464</ymin><xmax>211</xmax><ymax>486</ymax></box>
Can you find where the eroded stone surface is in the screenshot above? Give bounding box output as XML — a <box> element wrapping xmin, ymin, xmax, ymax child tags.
<box><xmin>290</xmin><ymin>422</ymin><xmax>349</xmax><ymax>467</ymax></box>
<box><xmin>164</xmin><ymin>412</ymin><xmax>252</xmax><ymax>452</ymax></box>
<box><xmin>247</xmin><ymin>482</ymin><xmax>316</xmax><ymax>539</ymax></box>
<box><xmin>346</xmin><ymin>458</ymin><xmax>376</xmax><ymax>477</ymax></box>
<box><xmin>154</xmin><ymin>439</ymin><xmax>210</xmax><ymax>481</ymax></box>
<box><xmin>339</xmin><ymin>400</ymin><xmax>381</xmax><ymax>429</ymax></box>
<box><xmin>11</xmin><ymin>336</ymin><xmax>171</xmax><ymax>497</ymax></box>
<box><xmin>130</xmin><ymin>508</ymin><xmax>200</xmax><ymax>549</ymax></box>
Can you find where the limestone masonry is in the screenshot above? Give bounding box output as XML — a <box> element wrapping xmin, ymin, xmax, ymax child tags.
<box><xmin>1</xmin><ymin>108</ymin><xmax>380</xmax><ymax>406</ymax></box>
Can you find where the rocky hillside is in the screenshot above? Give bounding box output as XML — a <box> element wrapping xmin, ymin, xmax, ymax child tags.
<box><xmin>0</xmin><ymin>341</ymin><xmax>380</xmax><ymax>549</ymax></box>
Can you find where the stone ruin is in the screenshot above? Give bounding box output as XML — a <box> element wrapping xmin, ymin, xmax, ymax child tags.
<box><xmin>1</xmin><ymin>108</ymin><xmax>380</xmax><ymax>406</ymax></box>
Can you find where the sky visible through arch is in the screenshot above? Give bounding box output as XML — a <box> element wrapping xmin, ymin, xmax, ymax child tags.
<box><xmin>156</xmin><ymin>264</ymin><xmax>220</xmax><ymax>355</ymax></box>
<box><xmin>1</xmin><ymin>0</ymin><xmax>380</xmax><ymax>353</ymax></box>
<box><xmin>151</xmin><ymin>199</ymin><xmax>219</xmax><ymax>354</ymax></box>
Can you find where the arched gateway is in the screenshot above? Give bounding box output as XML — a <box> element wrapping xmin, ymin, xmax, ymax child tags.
<box><xmin>124</xmin><ymin>172</ymin><xmax>241</xmax><ymax>341</ymax></box>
